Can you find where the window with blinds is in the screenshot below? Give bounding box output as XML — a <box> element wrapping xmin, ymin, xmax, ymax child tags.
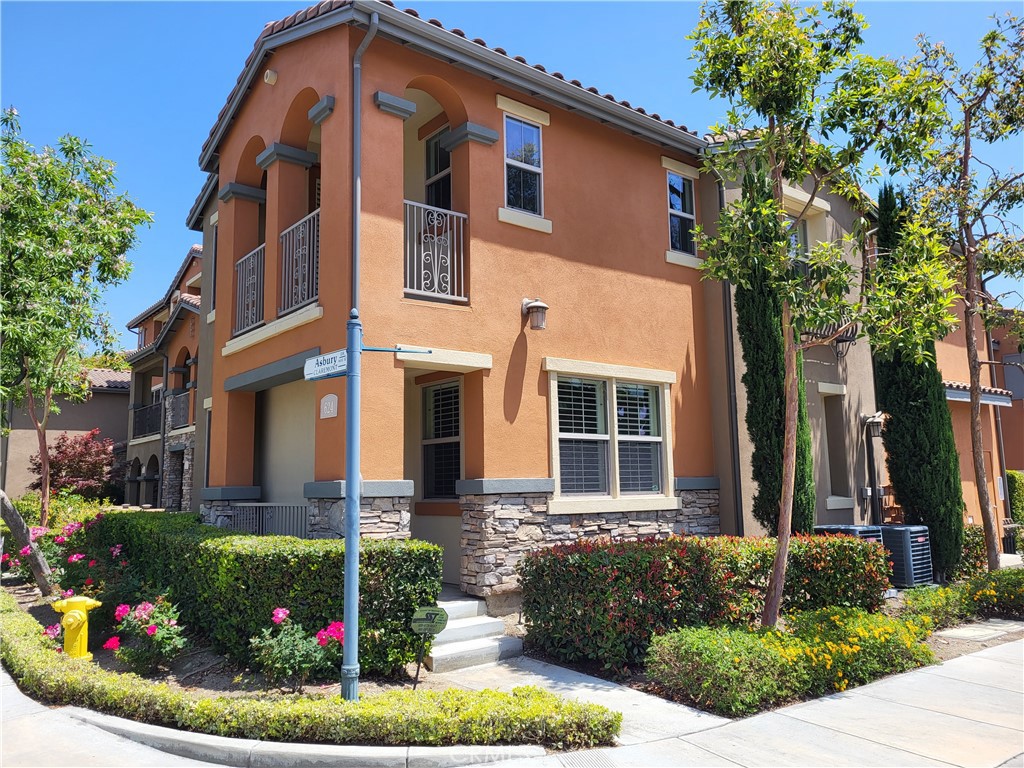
<box><xmin>556</xmin><ymin>377</ymin><xmax>665</xmax><ymax>497</ymax></box>
<box><xmin>423</xmin><ymin>381</ymin><xmax>460</xmax><ymax>498</ymax></box>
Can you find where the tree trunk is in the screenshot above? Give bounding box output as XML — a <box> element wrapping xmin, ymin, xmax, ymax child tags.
<box><xmin>1</xmin><ymin>489</ymin><xmax>54</xmax><ymax>596</ymax></box>
<box><xmin>762</xmin><ymin>301</ymin><xmax>800</xmax><ymax>627</ymax></box>
<box><xmin>24</xmin><ymin>377</ymin><xmax>51</xmax><ymax>528</ymax></box>
<box><xmin>964</xmin><ymin>289</ymin><xmax>1001</xmax><ymax>572</ymax></box>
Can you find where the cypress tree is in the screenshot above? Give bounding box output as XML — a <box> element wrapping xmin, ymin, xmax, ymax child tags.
<box><xmin>735</xmin><ymin>170</ymin><xmax>817</xmax><ymax>535</ymax></box>
<box><xmin>873</xmin><ymin>183</ymin><xmax>964</xmax><ymax>580</ymax></box>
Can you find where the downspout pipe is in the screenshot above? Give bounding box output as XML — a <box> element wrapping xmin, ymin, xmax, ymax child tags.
<box><xmin>342</xmin><ymin>10</ymin><xmax>379</xmax><ymax>704</ymax></box>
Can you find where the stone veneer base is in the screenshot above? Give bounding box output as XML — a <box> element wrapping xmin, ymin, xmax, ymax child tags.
<box><xmin>460</xmin><ymin>489</ymin><xmax>720</xmax><ymax>597</ymax></box>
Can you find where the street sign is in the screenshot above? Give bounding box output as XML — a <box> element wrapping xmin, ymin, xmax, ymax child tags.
<box><xmin>411</xmin><ymin>606</ymin><xmax>449</xmax><ymax>636</ymax></box>
<box><xmin>304</xmin><ymin>350</ymin><xmax>348</xmax><ymax>380</ymax></box>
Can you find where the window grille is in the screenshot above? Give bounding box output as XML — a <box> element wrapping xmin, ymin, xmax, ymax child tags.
<box><xmin>423</xmin><ymin>381</ymin><xmax>460</xmax><ymax>498</ymax></box>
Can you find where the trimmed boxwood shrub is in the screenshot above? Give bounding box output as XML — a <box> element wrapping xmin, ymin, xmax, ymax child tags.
<box><xmin>86</xmin><ymin>511</ymin><xmax>442</xmax><ymax>673</ymax></box>
<box><xmin>520</xmin><ymin>534</ymin><xmax>892</xmax><ymax>671</ymax></box>
<box><xmin>1007</xmin><ymin>470</ymin><xmax>1024</xmax><ymax>525</ymax></box>
<box><xmin>952</xmin><ymin>524</ymin><xmax>987</xmax><ymax>582</ymax></box>
<box><xmin>0</xmin><ymin>591</ymin><xmax>620</xmax><ymax>747</ymax></box>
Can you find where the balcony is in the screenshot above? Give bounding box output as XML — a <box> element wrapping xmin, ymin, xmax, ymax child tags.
<box><xmin>404</xmin><ymin>201</ymin><xmax>467</xmax><ymax>303</ymax></box>
<box><xmin>133</xmin><ymin>403</ymin><xmax>162</xmax><ymax>439</ymax></box>
<box><xmin>234</xmin><ymin>244</ymin><xmax>265</xmax><ymax>336</ymax></box>
<box><xmin>280</xmin><ymin>208</ymin><xmax>320</xmax><ymax>316</ymax></box>
<box><xmin>169</xmin><ymin>391</ymin><xmax>191</xmax><ymax>430</ymax></box>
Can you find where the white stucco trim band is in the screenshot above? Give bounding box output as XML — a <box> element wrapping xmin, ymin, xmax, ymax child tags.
<box><xmin>665</xmin><ymin>250</ymin><xmax>703</xmax><ymax>269</ymax></box>
<box><xmin>497</xmin><ymin>207</ymin><xmax>552</xmax><ymax>234</ymax></box>
<box><xmin>548</xmin><ymin>496</ymin><xmax>682</xmax><ymax>515</ymax></box>
<box><xmin>782</xmin><ymin>184</ymin><xmax>830</xmax><ymax>215</ymax></box>
<box><xmin>543</xmin><ymin>357</ymin><xmax>677</xmax><ymax>384</ymax></box>
<box><xmin>396</xmin><ymin>345</ymin><xmax>492</xmax><ymax>373</ymax></box>
<box><xmin>221</xmin><ymin>304</ymin><xmax>322</xmax><ymax>356</ymax></box>
<box><xmin>661</xmin><ymin>156</ymin><xmax>700</xmax><ymax>180</ymax></box>
<box><xmin>128</xmin><ymin>434</ymin><xmax>161</xmax><ymax>448</ymax></box>
<box><xmin>817</xmin><ymin>382</ymin><xmax>847</xmax><ymax>396</ymax></box>
<box><xmin>496</xmin><ymin>95</ymin><xmax>550</xmax><ymax>126</ymax></box>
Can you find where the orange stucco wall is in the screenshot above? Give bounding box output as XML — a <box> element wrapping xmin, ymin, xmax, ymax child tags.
<box><xmin>206</xmin><ymin>27</ymin><xmax>715</xmax><ymax>492</ymax></box>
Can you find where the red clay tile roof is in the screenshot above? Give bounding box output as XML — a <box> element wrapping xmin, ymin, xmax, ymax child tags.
<box><xmin>200</xmin><ymin>0</ymin><xmax>699</xmax><ymax>166</ymax></box>
<box><xmin>87</xmin><ymin>369</ymin><xmax>131</xmax><ymax>391</ymax></box>
<box><xmin>943</xmin><ymin>380</ymin><xmax>1013</xmax><ymax>399</ymax></box>
<box><xmin>177</xmin><ymin>293</ymin><xmax>202</xmax><ymax>308</ymax></box>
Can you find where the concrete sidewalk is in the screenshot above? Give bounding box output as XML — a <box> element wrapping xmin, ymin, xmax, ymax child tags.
<box><xmin>482</xmin><ymin>640</ymin><xmax>1024</xmax><ymax>768</ymax></box>
<box><xmin>3</xmin><ymin>640</ymin><xmax>1022</xmax><ymax>767</ymax></box>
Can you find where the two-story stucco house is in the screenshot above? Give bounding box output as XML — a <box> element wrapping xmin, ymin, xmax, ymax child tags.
<box><xmin>124</xmin><ymin>246</ymin><xmax>203</xmax><ymax>510</ymax></box>
<box><xmin>189</xmin><ymin>0</ymin><xmax>723</xmax><ymax>596</ymax></box>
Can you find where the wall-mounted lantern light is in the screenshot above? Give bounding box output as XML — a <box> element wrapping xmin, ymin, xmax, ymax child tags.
<box><xmin>864</xmin><ymin>412</ymin><xmax>884</xmax><ymax>439</ymax></box>
<box><xmin>522</xmin><ymin>298</ymin><xmax>549</xmax><ymax>330</ymax></box>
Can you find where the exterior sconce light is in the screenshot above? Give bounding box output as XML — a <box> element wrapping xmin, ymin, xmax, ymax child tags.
<box><xmin>264</xmin><ymin>69</ymin><xmax>278</xmax><ymax>86</ymax></box>
<box><xmin>863</xmin><ymin>412</ymin><xmax>884</xmax><ymax>439</ymax></box>
<box><xmin>522</xmin><ymin>298</ymin><xmax>549</xmax><ymax>330</ymax></box>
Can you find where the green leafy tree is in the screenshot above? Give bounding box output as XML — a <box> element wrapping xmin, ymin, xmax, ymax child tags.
<box><xmin>913</xmin><ymin>14</ymin><xmax>1024</xmax><ymax>572</ymax></box>
<box><xmin>691</xmin><ymin>0</ymin><xmax>958</xmax><ymax>625</ymax></box>
<box><xmin>0</xmin><ymin>108</ymin><xmax>151</xmax><ymax>527</ymax></box>
<box><xmin>873</xmin><ymin>183</ymin><xmax>965</xmax><ymax>581</ymax></box>
<box><xmin>734</xmin><ymin>172</ymin><xmax>816</xmax><ymax>534</ymax></box>
<box><xmin>81</xmin><ymin>350</ymin><xmax>131</xmax><ymax>372</ymax></box>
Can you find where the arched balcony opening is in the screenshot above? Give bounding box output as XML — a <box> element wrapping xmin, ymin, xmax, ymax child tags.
<box><xmin>169</xmin><ymin>346</ymin><xmax>194</xmax><ymax>430</ymax></box>
<box><xmin>231</xmin><ymin>137</ymin><xmax>268</xmax><ymax>336</ymax></box>
<box><xmin>402</xmin><ymin>80</ymin><xmax>469</xmax><ymax>305</ymax></box>
<box><xmin>276</xmin><ymin>88</ymin><xmax>322</xmax><ymax>317</ymax></box>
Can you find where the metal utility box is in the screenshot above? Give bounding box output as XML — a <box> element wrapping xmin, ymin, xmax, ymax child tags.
<box><xmin>813</xmin><ymin>524</ymin><xmax>884</xmax><ymax>544</ymax></box>
<box><xmin>880</xmin><ymin>525</ymin><xmax>933</xmax><ymax>588</ymax></box>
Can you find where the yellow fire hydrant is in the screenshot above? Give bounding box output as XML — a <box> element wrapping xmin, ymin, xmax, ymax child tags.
<box><xmin>52</xmin><ymin>596</ymin><xmax>102</xmax><ymax>660</ymax></box>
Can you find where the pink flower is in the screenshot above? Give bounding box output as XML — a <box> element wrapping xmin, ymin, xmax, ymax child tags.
<box><xmin>168</xmin><ymin>619</ymin><xmax>177</xmax><ymax>626</ymax></box>
<box><xmin>62</xmin><ymin>522</ymin><xmax>83</xmax><ymax>536</ymax></box>
<box><xmin>133</xmin><ymin>602</ymin><xmax>154</xmax><ymax>621</ymax></box>
<box><xmin>119</xmin><ymin>560</ymin><xmax>128</xmax><ymax>567</ymax></box>
<box><xmin>145</xmin><ymin>625</ymin><xmax>157</xmax><ymax>637</ymax></box>
<box><xmin>67</xmin><ymin>553</ymin><xmax>85</xmax><ymax>563</ymax></box>
<box><xmin>109</xmin><ymin>544</ymin><xmax>123</xmax><ymax>558</ymax></box>
<box><xmin>55</xmin><ymin>648</ymin><xmax>62</xmax><ymax>654</ymax></box>
<box><xmin>271</xmin><ymin>607</ymin><xmax>289</xmax><ymax>625</ymax></box>
<box><xmin>316</xmin><ymin>621</ymin><xmax>345</xmax><ymax>646</ymax></box>
<box><xmin>88</xmin><ymin>560</ymin><xmax>97</xmax><ymax>568</ymax></box>
<box><xmin>95</xmin><ymin>513</ymin><xmax>105</xmax><ymax>520</ymax></box>
<box><xmin>19</xmin><ymin>546</ymin><xmax>31</xmax><ymax>556</ymax></box>
<box><xmin>84</xmin><ymin>578</ymin><xmax>93</xmax><ymax>586</ymax></box>
<box><xmin>1</xmin><ymin>553</ymin><xmax>9</xmax><ymax>563</ymax></box>
<box><xmin>29</xmin><ymin>527</ymin><xmax>48</xmax><ymax>541</ymax></box>
<box><xmin>61</xmin><ymin>589</ymin><xmax>74</xmax><ymax>598</ymax></box>
<box><xmin>114</xmin><ymin>604</ymin><xmax>131</xmax><ymax>622</ymax></box>
<box><xmin>54</xmin><ymin>536</ymin><xmax>66</xmax><ymax>544</ymax></box>
<box><xmin>43</xmin><ymin>624</ymin><xmax>61</xmax><ymax>639</ymax></box>
<box><xmin>12</xmin><ymin>559</ymin><xmax>21</xmax><ymax>567</ymax></box>
<box><xmin>103</xmin><ymin>636</ymin><xmax>120</xmax><ymax>651</ymax></box>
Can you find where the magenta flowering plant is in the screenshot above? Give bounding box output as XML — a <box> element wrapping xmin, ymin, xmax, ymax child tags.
<box><xmin>42</xmin><ymin>624</ymin><xmax>62</xmax><ymax>641</ymax></box>
<box><xmin>316</xmin><ymin>621</ymin><xmax>345</xmax><ymax>647</ymax></box>
<box><xmin>67</xmin><ymin>553</ymin><xmax>85</xmax><ymax>563</ymax></box>
<box><xmin>112</xmin><ymin>595</ymin><xmax>187</xmax><ymax>673</ymax></box>
<box><xmin>103</xmin><ymin>636</ymin><xmax>120</xmax><ymax>651</ymax></box>
<box><xmin>249</xmin><ymin>609</ymin><xmax>341</xmax><ymax>692</ymax></box>
<box><xmin>271</xmin><ymin>607</ymin><xmax>290</xmax><ymax>625</ymax></box>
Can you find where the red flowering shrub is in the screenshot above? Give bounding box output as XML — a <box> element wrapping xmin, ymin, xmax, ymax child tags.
<box><xmin>30</xmin><ymin>429</ymin><xmax>123</xmax><ymax>502</ymax></box>
<box><xmin>520</xmin><ymin>534</ymin><xmax>892</xmax><ymax>672</ymax></box>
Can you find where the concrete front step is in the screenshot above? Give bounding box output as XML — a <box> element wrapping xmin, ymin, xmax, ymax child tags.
<box><xmin>433</xmin><ymin>615</ymin><xmax>506</xmax><ymax>645</ymax></box>
<box><xmin>426</xmin><ymin>636</ymin><xmax>524</xmax><ymax>673</ymax></box>
<box><xmin>437</xmin><ymin>596</ymin><xmax>489</xmax><ymax>622</ymax></box>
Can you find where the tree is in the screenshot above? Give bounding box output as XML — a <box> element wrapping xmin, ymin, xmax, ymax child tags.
<box><xmin>691</xmin><ymin>0</ymin><xmax>959</xmax><ymax>626</ymax></box>
<box><xmin>0</xmin><ymin>489</ymin><xmax>53</xmax><ymax>596</ymax></box>
<box><xmin>913</xmin><ymin>14</ymin><xmax>1024</xmax><ymax>572</ymax></box>
<box><xmin>0</xmin><ymin>108</ymin><xmax>151</xmax><ymax>527</ymax></box>
<box><xmin>734</xmin><ymin>172</ymin><xmax>817</xmax><ymax>535</ymax></box>
<box><xmin>29</xmin><ymin>428</ymin><xmax>122</xmax><ymax>502</ymax></box>
<box><xmin>873</xmin><ymin>183</ymin><xmax>965</xmax><ymax>581</ymax></box>
<box><xmin>81</xmin><ymin>350</ymin><xmax>131</xmax><ymax>371</ymax></box>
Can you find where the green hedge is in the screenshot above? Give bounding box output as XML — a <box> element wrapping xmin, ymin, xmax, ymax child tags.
<box><xmin>519</xmin><ymin>534</ymin><xmax>892</xmax><ymax>671</ymax></box>
<box><xmin>85</xmin><ymin>511</ymin><xmax>443</xmax><ymax>673</ymax></box>
<box><xmin>951</xmin><ymin>524</ymin><xmax>988</xmax><ymax>582</ymax></box>
<box><xmin>1008</xmin><ymin>470</ymin><xmax>1024</xmax><ymax>525</ymax></box>
<box><xmin>0</xmin><ymin>591</ymin><xmax>620</xmax><ymax>747</ymax></box>
<box><xmin>647</xmin><ymin>609</ymin><xmax>933</xmax><ymax>716</ymax></box>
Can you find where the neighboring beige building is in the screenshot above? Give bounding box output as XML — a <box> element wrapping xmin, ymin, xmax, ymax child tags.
<box><xmin>0</xmin><ymin>370</ymin><xmax>131</xmax><ymax>498</ymax></box>
<box><xmin>699</xmin><ymin>175</ymin><xmax>886</xmax><ymax>536</ymax></box>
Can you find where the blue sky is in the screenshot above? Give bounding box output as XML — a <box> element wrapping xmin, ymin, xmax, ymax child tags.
<box><xmin>2</xmin><ymin>1</ymin><xmax>1022</xmax><ymax>349</ymax></box>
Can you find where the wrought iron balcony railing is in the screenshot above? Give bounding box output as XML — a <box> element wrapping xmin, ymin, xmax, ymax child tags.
<box><xmin>234</xmin><ymin>244</ymin><xmax>265</xmax><ymax>336</ymax></box>
<box><xmin>280</xmin><ymin>208</ymin><xmax>320</xmax><ymax>316</ymax></box>
<box><xmin>169</xmin><ymin>391</ymin><xmax>191</xmax><ymax>430</ymax></box>
<box><xmin>404</xmin><ymin>201</ymin><xmax>468</xmax><ymax>303</ymax></box>
<box><xmin>132</xmin><ymin>402</ymin><xmax>162</xmax><ymax>439</ymax></box>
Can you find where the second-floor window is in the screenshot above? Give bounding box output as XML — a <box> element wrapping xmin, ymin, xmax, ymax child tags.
<box><xmin>505</xmin><ymin>115</ymin><xmax>542</xmax><ymax>216</ymax></box>
<box><xmin>425</xmin><ymin>128</ymin><xmax>452</xmax><ymax>210</ymax></box>
<box><xmin>668</xmin><ymin>172</ymin><xmax>695</xmax><ymax>255</ymax></box>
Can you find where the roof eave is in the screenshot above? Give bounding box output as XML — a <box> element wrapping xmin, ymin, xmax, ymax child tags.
<box><xmin>198</xmin><ymin>1</ymin><xmax>706</xmax><ymax>171</ymax></box>
<box><xmin>186</xmin><ymin>173</ymin><xmax>220</xmax><ymax>231</ymax></box>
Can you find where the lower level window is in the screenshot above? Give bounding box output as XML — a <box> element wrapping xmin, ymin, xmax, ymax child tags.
<box><xmin>423</xmin><ymin>381</ymin><xmax>460</xmax><ymax>498</ymax></box>
<box><xmin>556</xmin><ymin>377</ymin><xmax>664</xmax><ymax>496</ymax></box>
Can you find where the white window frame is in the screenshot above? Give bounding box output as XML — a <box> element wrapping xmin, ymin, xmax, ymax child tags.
<box><xmin>667</xmin><ymin>171</ymin><xmax>696</xmax><ymax>256</ymax></box>
<box><xmin>503</xmin><ymin>114</ymin><xmax>544</xmax><ymax>217</ymax></box>
<box><xmin>421</xmin><ymin>378</ymin><xmax>463</xmax><ymax>500</ymax></box>
<box><xmin>544</xmin><ymin>357</ymin><xmax>678</xmax><ymax>514</ymax></box>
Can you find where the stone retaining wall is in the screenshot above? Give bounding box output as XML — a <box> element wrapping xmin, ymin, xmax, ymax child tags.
<box><xmin>460</xmin><ymin>489</ymin><xmax>720</xmax><ymax>597</ymax></box>
<box><xmin>199</xmin><ymin>497</ymin><xmax>411</xmax><ymax>541</ymax></box>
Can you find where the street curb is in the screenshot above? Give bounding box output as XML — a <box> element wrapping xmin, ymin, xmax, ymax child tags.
<box><xmin>66</xmin><ymin>707</ymin><xmax>547</xmax><ymax>768</ymax></box>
